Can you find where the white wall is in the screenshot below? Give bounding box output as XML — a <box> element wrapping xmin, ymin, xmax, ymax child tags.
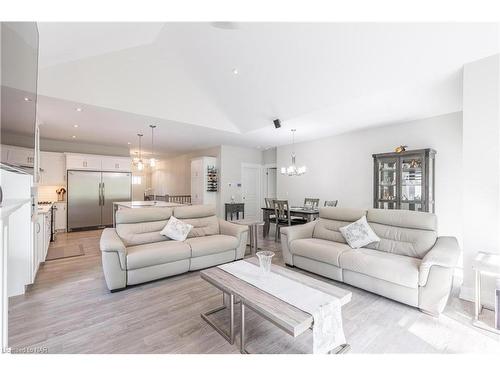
<box><xmin>262</xmin><ymin>147</ymin><xmax>277</xmax><ymax>165</ymax></box>
<box><xmin>277</xmin><ymin>112</ymin><xmax>463</xmax><ymax>241</ymax></box>
<box><xmin>219</xmin><ymin>145</ymin><xmax>263</xmax><ymax>218</ymax></box>
<box><xmin>461</xmin><ymin>54</ymin><xmax>500</xmax><ymax>308</ymax></box>
<box><xmin>151</xmin><ymin>146</ymin><xmax>221</xmax><ymax>196</ymax></box>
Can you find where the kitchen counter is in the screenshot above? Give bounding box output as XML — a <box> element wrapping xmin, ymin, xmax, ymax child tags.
<box><xmin>114</xmin><ymin>201</ymin><xmax>186</xmax><ymax>209</ymax></box>
<box><xmin>38</xmin><ymin>204</ymin><xmax>53</xmax><ymax>214</ymax></box>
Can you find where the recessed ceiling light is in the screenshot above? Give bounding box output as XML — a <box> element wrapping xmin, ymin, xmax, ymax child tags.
<box><xmin>24</xmin><ymin>97</ymin><xmax>32</xmax><ymax>102</ymax></box>
<box><xmin>72</xmin><ymin>135</ymin><xmax>76</xmax><ymax>139</ymax></box>
<box><xmin>73</xmin><ymin>124</ymin><xmax>79</xmax><ymax>128</ymax></box>
<box><xmin>75</xmin><ymin>107</ymin><xmax>82</xmax><ymax>112</ymax></box>
<box><xmin>232</xmin><ymin>68</ymin><xmax>239</xmax><ymax>75</ymax></box>
<box><xmin>127</xmin><ymin>142</ymin><xmax>131</xmax><ymax>145</ymax></box>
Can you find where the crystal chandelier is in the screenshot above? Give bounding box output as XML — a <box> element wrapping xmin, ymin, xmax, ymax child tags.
<box><xmin>281</xmin><ymin>129</ymin><xmax>306</xmax><ymax>176</ymax></box>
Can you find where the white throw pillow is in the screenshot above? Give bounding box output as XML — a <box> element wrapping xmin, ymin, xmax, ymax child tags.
<box><xmin>160</xmin><ymin>216</ymin><xmax>193</xmax><ymax>241</ymax></box>
<box><xmin>339</xmin><ymin>216</ymin><xmax>380</xmax><ymax>249</ymax></box>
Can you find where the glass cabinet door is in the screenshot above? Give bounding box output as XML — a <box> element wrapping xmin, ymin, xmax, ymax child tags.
<box><xmin>400</xmin><ymin>155</ymin><xmax>423</xmax><ymax>211</ymax></box>
<box><xmin>376</xmin><ymin>158</ymin><xmax>397</xmax><ymax>209</ymax></box>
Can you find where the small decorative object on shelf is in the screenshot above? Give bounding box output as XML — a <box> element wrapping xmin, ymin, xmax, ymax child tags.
<box><xmin>206</xmin><ymin>165</ymin><xmax>218</xmax><ymax>192</ymax></box>
<box><xmin>373</xmin><ymin>148</ymin><xmax>436</xmax><ymax>212</ymax></box>
<box><xmin>395</xmin><ymin>145</ymin><xmax>407</xmax><ymax>153</ymax></box>
<box><xmin>56</xmin><ymin>187</ymin><xmax>67</xmax><ymax>201</ymax></box>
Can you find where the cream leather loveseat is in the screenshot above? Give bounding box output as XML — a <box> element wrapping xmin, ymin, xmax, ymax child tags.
<box><xmin>281</xmin><ymin>207</ymin><xmax>460</xmax><ymax>316</ymax></box>
<box><xmin>100</xmin><ymin>204</ymin><xmax>248</xmax><ymax>291</ymax></box>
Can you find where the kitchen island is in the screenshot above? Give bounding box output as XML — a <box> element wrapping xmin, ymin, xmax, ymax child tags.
<box><xmin>112</xmin><ymin>201</ymin><xmax>187</xmax><ymax>227</ymax></box>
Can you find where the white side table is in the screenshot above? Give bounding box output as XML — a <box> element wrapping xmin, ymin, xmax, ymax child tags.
<box><xmin>472</xmin><ymin>251</ymin><xmax>500</xmax><ymax>334</ymax></box>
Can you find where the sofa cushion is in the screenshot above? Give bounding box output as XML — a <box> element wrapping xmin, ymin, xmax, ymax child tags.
<box><xmin>367</xmin><ymin>208</ymin><xmax>437</xmax><ymax>231</ymax></box>
<box><xmin>183</xmin><ymin>215</ymin><xmax>220</xmax><ymax>238</ymax></box>
<box><xmin>366</xmin><ymin>209</ymin><xmax>437</xmax><ymax>259</ymax></box>
<box><xmin>116</xmin><ymin>207</ymin><xmax>173</xmax><ymax>224</ymax></box>
<box><xmin>290</xmin><ymin>238</ymin><xmax>351</xmax><ymax>267</ymax></box>
<box><xmin>319</xmin><ymin>207</ymin><xmax>368</xmax><ymax>221</ymax></box>
<box><xmin>312</xmin><ymin>218</ymin><xmax>349</xmax><ymax>243</ymax></box>
<box><xmin>186</xmin><ymin>234</ymin><xmax>239</xmax><ymax>257</ymax></box>
<box><xmin>313</xmin><ymin>208</ymin><xmax>367</xmax><ymax>243</ymax></box>
<box><xmin>117</xmin><ymin>221</ymin><xmax>169</xmax><ymax>247</ymax></box>
<box><xmin>173</xmin><ymin>204</ymin><xmax>216</xmax><ymax>219</ymax></box>
<box><xmin>340</xmin><ymin>248</ymin><xmax>421</xmax><ymax>288</ymax></box>
<box><xmin>126</xmin><ymin>241</ymin><xmax>191</xmax><ymax>270</ymax></box>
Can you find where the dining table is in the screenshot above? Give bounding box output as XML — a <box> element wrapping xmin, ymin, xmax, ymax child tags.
<box><xmin>261</xmin><ymin>206</ymin><xmax>320</xmax><ymax>238</ymax></box>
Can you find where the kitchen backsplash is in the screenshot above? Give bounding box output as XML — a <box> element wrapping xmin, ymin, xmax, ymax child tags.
<box><xmin>38</xmin><ymin>185</ymin><xmax>65</xmax><ymax>202</ymax></box>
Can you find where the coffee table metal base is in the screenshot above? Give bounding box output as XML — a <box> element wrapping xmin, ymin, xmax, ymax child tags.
<box><xmin>239</xmin><ymin>302</ymin><xmax>350</xmax><ymax>354</ymax></box>
<box><xmin>201</xmin><ymin>293</ymin><xmax>235</xmax><ymax>345</ymax></box>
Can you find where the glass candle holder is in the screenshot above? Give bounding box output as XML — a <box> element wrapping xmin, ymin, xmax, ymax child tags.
<box><xmin>256</xmin><ymin>251</ymin><xmax>275</xmax><ymax>274</ymax></box>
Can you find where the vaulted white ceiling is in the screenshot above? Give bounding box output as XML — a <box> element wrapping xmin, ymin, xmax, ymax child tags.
<box><xmin>30</xmin><ymin>22</ymin><xmax>500</xmax><ymax>156</ymax></box>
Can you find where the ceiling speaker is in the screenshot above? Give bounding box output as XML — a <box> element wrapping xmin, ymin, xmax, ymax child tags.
<box><xmin>273</xmin><ymin>119</ymin><xmax>281</xmax><ymax>129</ymax></box>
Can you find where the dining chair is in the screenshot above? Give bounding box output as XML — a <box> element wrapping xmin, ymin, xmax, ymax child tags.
<box><xmin>304</xmin><ymin>198</ymin><xmax>320</xmax><ymax>209</ymax></box>
<box><xmin>273</xmin><ymin>200</ymin><xmax>304</xmax><ymax>241</ymax></box>
<box><xmin>291</xmin><ymin>197</ymin><xmax>320</xmax><ymax>224</ymax></box>
<box><xmin>265</xmin><ymin>197</ymin><xmax>277</xmax><ymax>226</ymax></box>
<box><xmin>265</xmin><ymin>198</ymin><xmax>275</xmax><ymax>208</ymax></box>
<box><xmin>324</xmin><ymin>200</ymin><xmax>338</xmax><ymax>207</ymax></box>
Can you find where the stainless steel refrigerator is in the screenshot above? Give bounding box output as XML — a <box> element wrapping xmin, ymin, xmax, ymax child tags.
<box><xmin>67</xmin><ymin>171</ymin><xmax>131</xmax><ymax>231</ymax></box>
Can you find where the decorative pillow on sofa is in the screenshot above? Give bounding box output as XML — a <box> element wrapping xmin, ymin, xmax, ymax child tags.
<box><xmin>339</xmin><ymin>216</ymin><xmax>380</xmax><ymax>249</ymax></box>
<box><xmin>160</xmin><ymin>216</ymin><xmax>193</xmax><ymax>241</ymax></box>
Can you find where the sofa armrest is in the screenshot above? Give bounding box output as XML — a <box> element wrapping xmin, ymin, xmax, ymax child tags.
<box><xmin>419</xmin><ymin>236</ymin><xmax>460</xmax><ymax>286</ymax></box>
<box><xmin>100</xmin><ymin>228</ymin><xmax>127</xmax><ymax>291</ymax></box>
<box><xmin>219</xmin><ymin>219</ymin><xmax>249</xmax><ymax>238</ymax></box>
<box><xmin>218</xmin><ymin>219</ymin><xmax>249</xmax><ymax>259</ymax></box>
<box><xmin>100</xmin><ymin>228</ymin><xmax>127</xmax><ymax>253</ymax></box>
<box><xmin>280</xmin><ymin>221</ymin><xmax>316</xmax><ymax>266</ymax></box>
<box><xmin>280</xmin><ymin>221</ymin><xmax>316</xmax><ymax>242</ymax></box>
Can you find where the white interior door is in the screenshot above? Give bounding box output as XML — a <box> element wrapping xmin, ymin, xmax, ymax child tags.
<box><xmin>241</xmin><ymin>164</ymin><xmax>262</xmax><ymax>220</ymax></box>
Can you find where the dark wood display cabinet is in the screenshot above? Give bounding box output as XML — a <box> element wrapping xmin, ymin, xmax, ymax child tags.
<box><xmin>372</xmin><ymin>148</ymin><xmax>436</xmax><ymax>213</ymax></box>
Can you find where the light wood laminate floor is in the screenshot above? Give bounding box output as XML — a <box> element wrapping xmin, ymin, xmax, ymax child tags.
<box><xmin>8</xmin><ymin>228</ymin><xmax>500</xmax><ymax>354</ymax></box>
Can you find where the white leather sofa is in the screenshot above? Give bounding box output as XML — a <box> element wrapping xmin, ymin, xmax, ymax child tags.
<box><xmin>281</xmin><ymin>207</ymin><xmax>460</xmax><ymax>316</ymax></box>
<box><xmin>100</xmin><ymin>204</ymin><xmax>248</xmax><ymax>291</ymax></box>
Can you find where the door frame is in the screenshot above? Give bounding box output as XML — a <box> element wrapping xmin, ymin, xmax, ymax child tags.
<box><xmin>241</xmin><ymin>163</ymin><xmax>263</xmax><ymax>220</ymax></box>
<box><xmin>262</xmin><ymin>163</ymin><xmax>277</xmax><ymax>206</ymax></box>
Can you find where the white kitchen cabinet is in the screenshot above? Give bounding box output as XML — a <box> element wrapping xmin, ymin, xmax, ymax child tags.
<box><xmin>65</xmin><ymin>153</ymin><xmax>102</xmax><ymax>170</ymax></box>
<box><xmin>35</xmin><ymin>211</ymin><xmax>50</xmax><ymax>275</ymax></box>
<box><xmin>40</xmin><ymin>151</ymin><xmax>66</xmax><ymax>185</ymax></box>
<box><xmin>35</xmin><ymin>215</ymin><xmax>44</xmax><ymax>273</ymax></box>
<box><xmin>65</xmin><ymin>153</ymin><xmax>131</xmax><ymax>172</ymax></box>
<box><xmin>54</xmin><ymin>202</ymin><xmax>67</xmax><ymax>231</ymax></box>
<box><xmin>1</xmin><ymin>145</ymin><xmax>34</xmax><ymax>167</ymax></box>
<box><xmin>101</xmin><ymin>156</ymin><xmax>131</xmax><ymax>172</ymax></box>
